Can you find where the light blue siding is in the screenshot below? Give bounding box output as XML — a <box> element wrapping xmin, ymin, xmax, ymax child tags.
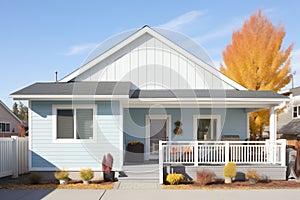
<box><xmin>30</xmin><ymin>100</ymin><xmax>122</xmax><ymax>170</ymax></box>
<box><xmin>123</xmin><ymin>108</ymin><xmax>247</xmax><ymax>146</ymax></box>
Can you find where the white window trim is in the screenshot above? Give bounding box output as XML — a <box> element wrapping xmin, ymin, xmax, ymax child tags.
<box><xmin>292</xmin><ymin>105</ymin><xmax>300</xmax><ymax>119</ymax></box>
<box><xmin>0</xmin><ymin>122</ymin><xmax>11</xmax><ymax>133</ymax></box>
<box><xmin>193</xmin><ymin>115</ymin><xmax>221</xmax><ymax>141</ymax></box>
<box><xmin>52</xmin><ymin>104</ymin><xmax>97</xmax><ymax>143</ymax></box>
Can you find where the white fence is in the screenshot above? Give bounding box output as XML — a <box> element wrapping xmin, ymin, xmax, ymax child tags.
<box><xmin>0</xmin><ymin>136</ymin><xmax>28</xmax><ymax>178</ymax></box>
<box><xmin>158</xmin><ymin>140</ymin><xmax>286</xmax><ymax>184</ymax></box>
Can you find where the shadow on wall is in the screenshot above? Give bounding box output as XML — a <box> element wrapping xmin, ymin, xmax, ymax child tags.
<box><xmin>31</xmin><ymin>151</ymin><xmax>57</xmax><ymax>169</ymax></box>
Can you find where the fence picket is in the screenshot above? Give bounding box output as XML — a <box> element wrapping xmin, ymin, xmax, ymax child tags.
<box><xmin>0</xmin><ymin>137</ymin><xmax>28</xmax><ymax>178</ymax></box>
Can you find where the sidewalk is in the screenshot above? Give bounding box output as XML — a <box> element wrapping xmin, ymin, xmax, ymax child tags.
<box><xmin>1</xmin><ymin>188</ymin><xmax>300</xmax><ymax>200</ymax></box>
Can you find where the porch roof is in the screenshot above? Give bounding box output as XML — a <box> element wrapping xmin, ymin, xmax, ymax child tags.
<box><xmin>129</xmin><ymin>89</ymin><xmax>287</xmax><ymax>99</ymax></box>
<box><xmin>10</xmin><ymin>81</ymin><xmax>288</xmax><ymax>103</ymax></box>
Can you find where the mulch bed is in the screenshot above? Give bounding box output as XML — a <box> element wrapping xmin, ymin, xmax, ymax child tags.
<box><xmin>163</xmin><ymin>180</ymin><xmax>300</xmax><ymax>190</ymax></box>
<box><xmin>0</xmin><ymin>174</ymin><xmax>115</xmax><ymax>190</ymax></box>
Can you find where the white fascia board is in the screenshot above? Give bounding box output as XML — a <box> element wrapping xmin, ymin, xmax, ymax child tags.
<box><xmin>133</xmin><ymin>98</ymin><xmax>288</xmax><ymax>103</ymax></box>
<box><xmin>59</xmin><ymin>26</ymin><xmax>247</xmax><ymax>91</ymax></box>
<box><xmin>123</xmin><ymin>103</ymin><xmax>273</xmax><ymax>109</ymax></box>
<box><xmin>9</xmin><ymin>94</ymin><xmax>129</xmax><ymax>100</ymax></box>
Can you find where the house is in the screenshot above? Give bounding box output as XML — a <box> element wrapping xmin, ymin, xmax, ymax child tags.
<box><xmin>278</xmin><ymin>86</ymin><xmax>300</xmax><ymax>139</ymax></box>
<box><xmin>0</xmin><ymin>100</ymin><xmax>22</xmax><ymax>137</ymax></box>
<box><xmin>10</xmin><ymin>26</ymin><xmax>289</xmax><ymax>182</ymax></box>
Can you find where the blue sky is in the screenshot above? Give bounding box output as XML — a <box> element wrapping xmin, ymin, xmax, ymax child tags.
<box><xmin>1</xmin><ymin>0</ymin><xmax>300</xmax><ymax>108</ymax></box>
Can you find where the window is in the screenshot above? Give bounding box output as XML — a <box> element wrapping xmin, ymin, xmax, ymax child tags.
<box><xmin>0</xmin><ymin>122</ymin><xmax>10</xmax><ymax>133</ymax></box>
<box><xmin>194</xmin><ymin>115</ymin><xmax>220</xmax><ymax>141</ymax></box>
<box><xmin>54</xmin><ymin>105</ymin><xmax>96</xmax><ymax>142</ymax></box>
<box><xmin>293</xmin><ymin>106</ymin><xmax>300</xmax><ymax>118</ymax></box>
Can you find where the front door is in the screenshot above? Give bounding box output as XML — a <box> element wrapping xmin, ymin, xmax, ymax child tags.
<box><xmin>146</xmin><ymin>115</ymin><xmax>171</xmax><ymax>160</ymax></box>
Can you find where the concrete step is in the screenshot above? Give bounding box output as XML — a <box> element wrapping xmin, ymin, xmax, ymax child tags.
<box><xmin>120</xmin><ymin>164</ymin><xmax>159</xmax><ymax>180</ymax></box>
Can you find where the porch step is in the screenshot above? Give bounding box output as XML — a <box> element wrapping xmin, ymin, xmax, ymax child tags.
<box><xmin>119</xmin><ymin>164</ymin><xmax>159</xmax><ymax>180</ymax></box>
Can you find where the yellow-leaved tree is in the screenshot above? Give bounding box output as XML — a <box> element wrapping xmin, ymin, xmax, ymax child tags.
<box><xmin>220</xmin><ymin>10</ymin><xmax>294</xmax><ymax>135</ymax></box>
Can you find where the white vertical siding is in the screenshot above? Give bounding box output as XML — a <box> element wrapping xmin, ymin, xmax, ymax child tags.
<box><xmin>75</xmin><ymin>34</ymin><xmax>236</xmax><ymax>90</ymax></box>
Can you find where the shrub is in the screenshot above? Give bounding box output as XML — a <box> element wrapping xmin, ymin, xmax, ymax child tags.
<box><xmin>223</xmin><ymin>162</ymin><xmax>236</xmax><ymax>178</ymax></box>
<box><xmin>246</xmin><ymin>169</ymin><xmax>260</xmax><ymax>181</ymax></box>
<box><xmin>28</xmin><ymin>173</ymin><xmax>42</xmax><ymax>184</ymax></box>
<box><xmin>166</xmin><ymin>173</ymin><xmax>184</xmax><ymax>185</ymax></box>
<box><xmin>196</xmin><ymin>170</ymin><xmax>216</xmax><ymax>186</ymax></box>
<box><xmin>102</xmin><ymin>153</ymin><xmax>114</xmax><ymax>172</ymax></box>
<box><xmin>54</xmin><ymin>170</ymin><xmax>69</xmax><ymax>180</ymax></box>
<box><xmin>80</xmin><ymin>168</ymin><xmax>94</xmax><ymax>181</ymax></box>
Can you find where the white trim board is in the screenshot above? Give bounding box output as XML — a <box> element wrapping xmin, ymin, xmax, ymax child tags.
<box><xmin>52</xmin><ymin>104</ymin><xmax>98</xmax><ymax>144</ymax></box>
<box><xmin>193</xmin><ymin>115</ymin><xmax>221</xmax><ymax>141</ymax></box>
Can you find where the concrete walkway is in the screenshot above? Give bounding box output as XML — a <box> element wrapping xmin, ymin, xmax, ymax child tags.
<box><xmin>114</xmin><ymin>180</ymin><xmax>161</xmax><ymax>190</ymax></box>
<box><xmin>1</xmin><ymin>188</ymin><xmax>300</xmax><ymax>200</ymax></box>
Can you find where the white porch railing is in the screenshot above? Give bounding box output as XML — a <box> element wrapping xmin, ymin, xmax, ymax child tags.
<box><xmin>0</xmin><ymin>136</ymin><xmax>29</xmax><ymax>178</ymax></box>
<box><xmin>158</xmin><ymin>139</ymin><xmax>286</xmax><ymax>184</ymax></box>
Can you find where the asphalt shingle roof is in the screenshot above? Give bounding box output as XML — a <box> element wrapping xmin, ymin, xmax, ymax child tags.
<box><xmin>129</xmin><ymin>89</ymin><xmax>288</xmax><ymax>99</ymax></box>
<box><xmin>11</xmin><ymin>82</ymin><xmax>288</xmax><ymax>100</ymax></box>
<box><xmin>11</xmin><ymin>82</ymin><xmax>132</xmax><ymax>96</ymax></box>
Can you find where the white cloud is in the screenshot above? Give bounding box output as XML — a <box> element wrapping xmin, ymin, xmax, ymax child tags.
<box><xmin>159</xmin><ymin>10</ymin><xmax>204</xmax><ymax>31</ymax></box>
<box><xmin>195</xmin><ymin>8</ymin><xmax>274</xmax><ymax>44</ymax></box>
<box><xmin>63</xmin><ymin>43</ymin><xmax>98</xmax><ymax>56</ymax></box>
<box><xmin>195</xmin><ymin>17</ymin><xmax>244</xmax><ymax>44</ymax></box>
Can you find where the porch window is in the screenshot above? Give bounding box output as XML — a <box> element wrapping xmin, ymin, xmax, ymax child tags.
<box><xmin>54</xmin><ymin>105</ymin><xmax>96</xmax><ymax>142</ymax></box>
<box><xmin>0</xmin><ymin>122</ymin><xmax>10</xmax><ymax>132</ymax></box>
<box><xmin>194</xmin><ymin>115</ymin><xmax>220</xmax><ymax>141</ymax></box>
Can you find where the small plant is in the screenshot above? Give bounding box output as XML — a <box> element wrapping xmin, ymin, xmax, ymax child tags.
<box><xmin>166</xmin><ymin>173</ymin><xmax>184</xmax><ymax>185</ymax></box>
<box><xmin>246</xmin><ymin>169</ymin><xmax>260</xmax><ymax>182</ymax></box>
<box><xmin>196</xmin><ymin>170</ymin><xmax>216</xmax><ymax>186</ymax></box>
<box><xmin>223</xmin><ymin>162</ymin><xmax>236</xmax><ymax>178</ymax></box>
<box><xmin>80</xmin><ymin>168</ymin><xmax>94</xmax><ymax>181</ymax></box>
<box><xmin>54</xmin><ymin>170</ymin><xmax>69</xmax><ymax>180</ymax></box>
<box><xmin>28</xmin><ymin>173</ymin><xmax>42</xmax><ymax>184</ymax></box>
<box><xmin>173</xmin><ymin>121</ymin><xmax>183</xmax><ymax>135</ymax></box>
<box><xmin>102</xmin><ymin>153</ymin><xmax>114</xmax><ymax>172</ymax></box>
<box><xmin>129</xmin><ymin>140</ymin><xmax>142</xmax><ymax>145</ymax></box>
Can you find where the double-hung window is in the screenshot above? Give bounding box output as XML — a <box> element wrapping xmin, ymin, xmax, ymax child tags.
<box><xmin>53</xmin><ymin>105</ymin><xmax>96</xmax><ymax>142</ymax></box>
<box><xmin>293</xmin><ymin>106</ymin><xmax>300</xmax><ymax>118</ymax></box>
<box><xmin>0</xmin><ymin>122</ymin><xmax>10</xmax><ymax>133</ymax></box>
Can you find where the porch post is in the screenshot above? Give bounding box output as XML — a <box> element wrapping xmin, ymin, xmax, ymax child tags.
<box><xmin>269</xmin><ymin>107</ymin><xmax>277</xmax><ymax>164</ymax></box>
<box><xmin>269</xmin><ymin>107</ymin><xmax>277</xmax><ymax>143</ymax></box>
<box><xmin>225</xmin><ymin>141</ymin><xmax>230</xmax><ymax>164</ymax></box>
<box><xmin>194</xmin><ymin>141</ymin><xmax>198</xmax><ymax>166</ymax></box>
<box><xmin>159</xmin><ymin>140</ymin><xmax>163</xmax><ymax>184</ymax></box>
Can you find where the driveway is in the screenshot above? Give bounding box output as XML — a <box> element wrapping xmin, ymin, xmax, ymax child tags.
<box><xmin>0</xmin><ymin>189</ymin><xmax>300</xmax><ymax>200</ymax></box>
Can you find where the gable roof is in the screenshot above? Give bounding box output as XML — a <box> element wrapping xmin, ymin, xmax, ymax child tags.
<box><xmin>60</xmin><ymin>26</ymin><xmax>246</xmax><ymax>91</ymax></box>
<box><xmin>0</xmin><ymin>100</ymin><xmax>22</xmax><ymax>123</ymax></box>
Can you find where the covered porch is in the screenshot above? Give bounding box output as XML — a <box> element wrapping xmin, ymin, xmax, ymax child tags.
<box><xmin>121</xmin><ymin>90</ymin><xmax>288</xmax><ymax>182</ymax></box>
<box><xmin>158</xmin><ymin>140</ymin><xmax>286</xmax><ymax>183</ymax></box>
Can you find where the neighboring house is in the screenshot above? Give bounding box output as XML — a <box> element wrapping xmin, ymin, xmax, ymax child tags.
<box><xmin>10</xmin><ymin>26</ymin><xmax>289</xmax><ymax>182</ymax></box>
<box><xmin>0</xmin><ymin>100</ymin><xmax>22</xmax><ymax>137</ymax></box>
<box><xmin>278</xmin><ymin>87</ymin><xmax>300</xmax><ymax>139</ymax></box>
